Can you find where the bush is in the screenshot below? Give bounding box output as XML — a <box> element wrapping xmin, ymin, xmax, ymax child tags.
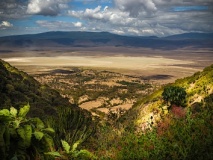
<box><xmin>162</xmin><ymin>86</ymin><xmax>187</xmax><ymax>107</ymax></box>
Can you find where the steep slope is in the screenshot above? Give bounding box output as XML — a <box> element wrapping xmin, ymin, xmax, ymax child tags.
<box><xmin>0</xmin><ymin>59</ymin><xmax>94</xmax><ymax>146</ymax></box>
<box><xmin>112</xmin><ymin>64</ymin><xmax>213</xmax><ymax>160</ymax></box>
<box><xmin>122</xmin><ymin>64</ymin><xmax>213</xmax><ymax>130</ymax></box>
<box><xmin>0</xmin><ymin>59</ymin><xmax>72</xmax><ymax>117</ymax></box>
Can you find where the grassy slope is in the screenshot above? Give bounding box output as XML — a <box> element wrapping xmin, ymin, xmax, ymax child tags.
<box><xmin>113</xmin><ymin>64</ymin><xmax>213</xmax><ymax>159</ymax></box>
<box><xmin>120</xmin><ymin>64</ymin><xmax>213</xmax><ymax>129</ymax></box>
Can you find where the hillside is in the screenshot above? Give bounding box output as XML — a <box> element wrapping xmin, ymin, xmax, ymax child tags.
<box><xmin>0</xmin><ymin>59</ymin><xmax>94</xmax><ymax>150</ymax></box>
<box><xmin>0</xmin><ymin>59</ymin><xmax>72</xmax><ymax>117</ymax></box>
<box><xmin>88</xmin><ymin>64</ymin><xmax>213</xmax><ymax>159</ymax></box>
<box><xmin>0</xmin><ymin>59</ymin><xmax>212</xmax><ymax>159</ymax></box>
<box><xmin>110</xmin><ymin>64</ymin><xmax>213</xmax><ymax>159</ymax></box>
<box><xmin>125</xmin><ymin>64</ymin><xmax>213</xmax><ymax>129</ymax></box>
<box><xmin>0</xmin><ymin>31</ymin><xmax>213</xmax><ymax>49</ymax></box>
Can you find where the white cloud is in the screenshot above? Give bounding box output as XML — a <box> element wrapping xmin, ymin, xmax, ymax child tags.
<box><xmin>27</xmin><ymin>0</ymin><xmax>70</xmax><ymax>16</ymax></box>
<box><xmin>69</xmin><ymin>6</ymin><xmax>134</xmax><ymax>25</ymax></box>
<box><xmin>74</xmin><ymin>22</ymin><xmax>82</xmax><ymax>27</ymax></box>
<box><xmin>36</xmin><ymin>20</ymin><xmax>84</xmax><ymax>31</ymax></box>
<box><xmin>66</xmin><ymin>0</ymin><xmax>213</xmax><ymax>36</ymax></box>
<box><xmin>1</xmin><ymin>0</ymin><xmax>212</xmax><ymax>37</ymax></box>
<box><xmin>0</xmin><ymin>21</ymin><xmax>13</xmax><ymax>29</ymax></box>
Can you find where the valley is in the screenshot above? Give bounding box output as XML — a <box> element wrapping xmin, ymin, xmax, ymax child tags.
<box><xmin>0</xmin><ymin>45</ymin><xmax>213</xmax><ymax>159</ymax></box>
<box><xmin>1</xmin><ymin>47</ymin><xmax>213</xmax><ymax>119</ymax></box>
<box><xmin>0</xmin><ymin>31</ymin><xmax>213</xmax><ymax>159</ymax></box>
<box><xmin>1</xmin><ymin>47</ymin><xmax>213</xmax><ymax>84</ymax></box>
<box><xmin>0</xmin><ymin>1</ymin><xmax>213</xmax><ymax>157</ymax></box>
<box><xmin>33</xmin><ymin>68</ymin><xmax>155</xmax><ymax>118</ymax></box>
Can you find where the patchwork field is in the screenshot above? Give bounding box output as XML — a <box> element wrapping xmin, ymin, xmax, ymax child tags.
<box><xmin>1</xmin><ymin>47</ymin><xmax>212</xmax><ymax>117</ymax></box>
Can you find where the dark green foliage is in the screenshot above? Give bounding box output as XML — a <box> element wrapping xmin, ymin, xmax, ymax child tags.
<box><xmin>0</xmin><ymin>59</ymin><xmax>70</xmax><ymax>118</ymax></box>
<box><xmin>47</xmin><ymin>106</ymin><xmax>95</xmax><ymax>149</ymax></box>
<box><xmin>0</xmin><ymin>59</ymin><xmax>96</xmax><ymax>159</ymax></box>
<box><xmin>204</xmin><ymin>93</ymin><xmax>213</xmax><ymax>109</ymax></box>
<box><xmin>0</xmin><ymin>105</ymin><xmax>96</xmax><ymax>160</ymax></box>
<box><xmin>0</xmin><ymin>105</ymin><xmax>55</xmax><ymax>160</ymax></box>
<box><xmin>162</xmin><ymin>86</ymin><xmax>187</xmax><ymax>107</ymax></box>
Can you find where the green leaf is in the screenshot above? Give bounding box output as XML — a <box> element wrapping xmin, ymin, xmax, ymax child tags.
<box><xmin>17</xmin><ymin>125</ymin><xmax>32</xmax><ymax>148</ymax></box>
<box><xmin>34</xmin><ymin>131</ymin><xmax>44</xmax><ymax>141</ymax></box>
<box><xmin>32</xmin><ymin>118</ymin><xmax>45</xmax><ymax>129</ymax></box>
<box><xmin>23</xmin><ymin>125</ymin><xmax>32</xmax><ymax>147</ymax></box>
<box><xmin>44</xmin><ymin>134</ymin><xmax>54</xmax><ymax>151</ymax></box>
<box><xmin>71</xmin><ymin>141</ymin><xmax>81</xmax><ymax>153</ymax></box>
<box><xmin>61</xmin><ymin>140</ymin><xmax>71</xmax><ymax>153</ymax></box>
<box><xmin>18</xmin><ymin>104</ymin><xmax>30</xmax><ymax>118</ymax></box>
<box><xmin>0</xmin><ymin>109</ymin><xmax>10</xmax><ymax>116</ymax></box>
<box><xmin>74</xmin><ymin>149</ymin><xmax>96</xmax><ymax>159</ymax></box>
<box><xmin>10</xmin><ymin>107</ymin><xmax>17</xmax><ymax>117</ymax></box>
<box><xmin>45</xmin><ymin>151</ymin><xmax>62</xmax><ymax>157</ymax></box>
<box><xmin>42</xmin><ymin>128</ymin><xmax>55</xmax><ymax>134</ymax></box>
<box><xmin>12</xmin><ymin>120</ymin><xmax>21</xmax><ymax>129</ymax></box>
<box><xmin>0</xmin><ymin>116</ymin><xmax>11</xmax><ymax>122</ymax></box>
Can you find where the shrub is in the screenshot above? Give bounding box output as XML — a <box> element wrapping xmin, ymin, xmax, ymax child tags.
<box><xmin>162</xmin><ymin>86</ymin><xmax>187</xmax><ymax>107</ymax></box>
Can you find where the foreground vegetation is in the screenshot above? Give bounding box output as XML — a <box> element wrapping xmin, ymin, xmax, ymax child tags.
<box><xmin>0</xmin><ymin>104</ymin><xmax>96</xmax><ymax>159</ymax></box>
<box><xmin>0</xmin><ymin>59</ymin><xmax>212</xmax><ymax>159</ymax></box>
<box><xmin>0</xmin><ymin>59</ymin><xmax>95</xmax><ymax>159</ymax></box>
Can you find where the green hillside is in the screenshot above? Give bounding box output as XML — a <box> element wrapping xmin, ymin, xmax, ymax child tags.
<box><xmin>0</xmin><ymin>59</ymin><xmax>95</xmax><ymax>159</ymax></box>
<box><xmin>90</xmin><ymin>64</ymin><xmax>213</xmax><ymax>159</ymax></box>
<box><xmin>0</xmin><ymin>59</ymin><xmax>73</xmax><ymax>117</ymax></box>
<box><xmin>127</xmin><ymin>64</ymin><xmax>213</xmax><ymax>129</ymax></box>
<box><xmin>114</xmin><ymin>64</ymin><xmax>213</xmax><ymax>159</ymax></box>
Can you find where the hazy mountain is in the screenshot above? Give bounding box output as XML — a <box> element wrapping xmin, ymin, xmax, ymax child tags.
<box><xmin>164</xmin><ymin>32</ymin><xmax>213</xmax><ymax>40</ymax></box>
<box><xmin>0</xmin><ymin>31</ymin><xmax>212</xmax><ymax>49</ymax></box>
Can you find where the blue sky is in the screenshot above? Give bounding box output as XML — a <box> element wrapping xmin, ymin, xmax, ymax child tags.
<box><xmin>0</xmin><ymin>0</ymin><xmax>212</xmax><ymax>37</ymax></box>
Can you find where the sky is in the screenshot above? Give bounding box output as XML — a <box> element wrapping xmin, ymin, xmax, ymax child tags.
<box><xmin>0</xmin><ymin>0</ymin><xmax>212</xmax><ymax>37</ymax></box>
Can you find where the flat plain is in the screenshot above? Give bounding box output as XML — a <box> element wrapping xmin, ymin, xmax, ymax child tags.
<box><xmin>1</xmin><ymin>46</ymin><xmax>213</xmax><ymax>116</ymax></box>
<box><xmin>1</xmin><ymin>47</ymin><xmax>213</xmax><ymax>84</ymax></box>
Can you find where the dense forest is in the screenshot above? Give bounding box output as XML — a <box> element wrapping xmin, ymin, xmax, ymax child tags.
<box><xmin>0</xmin><ymin>59</ymin><xmax>212</xmax><ymax>159</ymax></box>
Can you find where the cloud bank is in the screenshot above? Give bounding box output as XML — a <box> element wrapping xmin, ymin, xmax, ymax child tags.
<box><xmin>67</xmin><ymin>0</ymin><xmax>213</xmax><ymax>36</ymax></box>
<box><xmin>0</xmin><ymin>0</ymin><xmax>212</xmax><ymax>36</ymax></box>
<box><xmin>27</xmin><ymin>0</ymin><xmax>70</xmax><ymax>16</ymax></box>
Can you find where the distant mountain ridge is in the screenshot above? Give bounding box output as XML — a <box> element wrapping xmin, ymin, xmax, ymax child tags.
<box><xmin>0</xmin><ymin>31</ymin><xmax>212</xmax><ymax>49</ymax></box>
<box><xmin>164</xmin><ymin>32</ymin><xmax>213</xmax><ymax>40</ymax></box>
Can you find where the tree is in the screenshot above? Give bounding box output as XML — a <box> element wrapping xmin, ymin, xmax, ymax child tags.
<box><xmin>162</xmin><ymin>86</ymin><xmax>187</xmax><ymax>107</ymax></box>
